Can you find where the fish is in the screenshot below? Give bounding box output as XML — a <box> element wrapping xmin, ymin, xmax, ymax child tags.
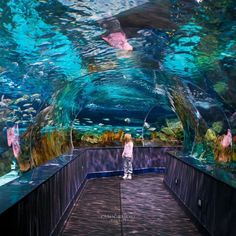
<box><xmin>51</xmin><ymin>52</ymin><xmax>67</xmax><ymax>58</ymax></box>
<box><xmin>124</xmin><ymin>118</ymin><xmax>131</xmax><ymax>123</ymax></box>
<box><xmin>54</xmin><ymin>43</ymin><xmax>67</xmax><ymax>49</ymax></box>
<box><xmin>0</xmin><ymin>66</ymin><xmax>5</xmax><ymax>72</ymax></box>
<box><xmin>35</xmin><ymin>98</ymin><xmax>41</xmax><ymax>103</ymax></box>
<box><xmin>48</xmin><ymin>120</ymin><xmax>54</xmax><ymax>125</ymax></box>
<box><xmin>31</xmin><ymin>94</ymin><xmax>40</xmax><ymax>98</ymax></box>
<box><xmin>148</xmin><ymin>127</ymin><xmax>156</xmax><ymax>131</ymax></box>
<box><xmin>102</xmin><ymin>32</ymin><xmax>133</xmax><ymax>51</ymax></box>
<box><xmin>195</xmin><ymin>101</ymin><xmax>216</xmax><ymax>109</ymax></box>
<box><xmin>83</xmin><ymin>118</ymin><xmax>91</xmax><ymax>121</ymax></box>
<box><xmin>39</xmin><ymin>71</ymin><xmax>44</xmax><ymax>76</ymax></box>
<box><xmin>99</xmin><ymin>0</ymin><xmax>177</xmax><ymax>41</ymax></box>
<box><xmin>12</xmin><ymin>62</ymin><xmax>19</xmax><ymax>66</ymax></box>
<box><xmin>154</xmin><ymin>85</ymin><xmax>166</xmax><ymax>95</ymax></box>
<box><xmin>38</xmin><ymin>41</ymin><xmax>52</xmax><ymax>47</ymax></box>
<box><xmin>30</xmin><ymin>61</ymin><xmax>44</xmax><ymax>66</ymax></box>
<box><xmin>23</xmin><ymin>74</ymin><xmax>29</xmax><ymax>79</ymax></box>
<box><xmin>0</xmin><ymin>95</ymin><xmax>7</xmax><ymax>107</ymax></box>
<box><xmin>86</xmin><ymin>120</ymin><xmax>93</xmax><ymax>124</ymax></box>
<box><xmin>15</xmin><ymin>95</ymin><xmax>30</xmax><ymax>104</ymax></box>
<box><xmin>144</xmin><ymin>122</ymin><xmax>150</xmax><ymax>129</ymax></box>
<box><xmin>24</xmin><ymin>108</ymin><xmax>36</xmax><ymax>113</ymax></box>
<box><xmin>102</xmin><ymin>118</ymin><xmax>110</xmax><ymax>121</ymax></box>
<box><xmin>41</xmin><ymin>33</ymin><xmax>56</xmax><ymax>39</ymax></box>
<box><xmin>98</xmin><ymin>123</ymin><xmax>104</xmax><ymax>126</ymax></box>
<box><xmin>23</xmin><ymin>103</ymin><xmax>32</xmax><ymax>107</ymax></box>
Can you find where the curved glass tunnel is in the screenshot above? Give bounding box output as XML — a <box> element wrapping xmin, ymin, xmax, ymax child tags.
<box><xmin>0</xmin><ymin>0</ymin><xmax>236</xmax><ymax>183</ymax></box>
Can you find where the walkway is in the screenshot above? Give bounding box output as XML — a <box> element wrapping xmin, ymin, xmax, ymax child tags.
<box><xmin>62</xmin><ymin>174</ymin><xmax>203</xmax><ymax>236</ymax></box>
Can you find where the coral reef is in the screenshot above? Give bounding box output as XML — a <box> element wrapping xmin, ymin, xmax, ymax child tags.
<box><xmin>150</xmin><ymin>120</ymin><xmax>183</xmax><ymax>145</ymax></box>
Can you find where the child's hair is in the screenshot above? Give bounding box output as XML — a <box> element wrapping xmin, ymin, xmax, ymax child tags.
<box><xmin>124</xmin><ymin>133</ymin><xmax>132</xmax><ymax>142</ymax></box>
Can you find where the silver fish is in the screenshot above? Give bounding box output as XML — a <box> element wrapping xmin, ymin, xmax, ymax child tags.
<box><xmin>144</xmin><ymin>122</ymin><xmax>150</xmax><ymax>129</ymax></box>
<box><xmin>124</xmin><ymin>118</ymin><xmax>131</xmax><ymax>123</ymax></box>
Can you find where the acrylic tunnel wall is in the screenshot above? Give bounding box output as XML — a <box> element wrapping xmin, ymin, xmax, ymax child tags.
<box><xmin>0</xmin><ymin>0</ymin><xmax>236</xmax><ymax>227</ymax></box>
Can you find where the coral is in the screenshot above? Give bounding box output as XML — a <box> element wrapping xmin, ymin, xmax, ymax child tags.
<box><xmin>212</xmin><ymin>121</ymin><xmax>223</xmax><ymax>134</ymax></box>
<box><xmin>213</xmin><ymin>82</ymin><xmax>227</xmax><ymax>95</ymax></box>
<box><xmin>150</xmin><ymin>120</ymin><xmax>183</xmax><ymax>145</ymax></box>
<box><xmin>0</xmin><ymin>150</ymin><xmax>13</xmax><ymax>176</ymax></box>
<box><xmin>205</xmin><ymin>128</ymin><xmax>217</xmax><ymax>143</ymax></box>
<box><xmin>30</xmin><ymin>130</ymin><xmax>71</xmax><ymax>167</ymax></box>
<box><xmin>81</xmin><ymin>133</ymin><xmax>100</xmax><ymax>144</ymax></box>
<box><xmin>73</xmin><ymin>129</ymin><xmax>125</xmax><ymax>147</ymax></box>
<box><xmin>193</xmin><ymin>127</ymin><xmax>234</xmax><ymax>163</ymax></box>
<box><xmin>13</xmin><ymin>104</ymin><xmax>72</xmax><ymax>171</ymax></box>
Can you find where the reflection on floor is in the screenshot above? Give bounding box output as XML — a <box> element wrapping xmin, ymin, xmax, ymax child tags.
<box><xmin>62</xmin><ymin>174</ymin><xmax>202</xmax><ymax>236</ymax></box>
<box><xmin>0</xmin><ymin>170</ymin><xmax>19</xmax><ymax>187</ymax></box>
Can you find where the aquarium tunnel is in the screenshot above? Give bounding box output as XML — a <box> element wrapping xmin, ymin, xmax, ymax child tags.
<box><xmin>0</xmin><ymin>0</ymin><xmax>236</xmax><ymax>235</ymax></box>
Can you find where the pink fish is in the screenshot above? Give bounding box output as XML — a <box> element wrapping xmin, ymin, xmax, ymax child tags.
<box><xmin>102</xmin><ymin>32</ymin><xmax>133</xmax><ymax>51</ymax></box>
<box><xmin>7</xmin><ymin>124</ymin><xmax>21</xmax><ymax>158</ymax></box>
<box><xmin>221</xmin><ymin>129</ymin><xmax>232</xmax><ymax>148</ymax></box>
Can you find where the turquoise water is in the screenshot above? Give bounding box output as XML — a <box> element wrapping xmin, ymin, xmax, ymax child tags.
<box><xmin>0</xmin><ymin>0</ymin><xmax>236</xmax><ymax>180</ymax></box>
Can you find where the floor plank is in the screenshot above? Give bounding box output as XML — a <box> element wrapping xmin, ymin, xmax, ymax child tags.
<box><xmin>62</xmin><ymin>174</ymin><xmax>203</xmax><ymax>236</ymax></box>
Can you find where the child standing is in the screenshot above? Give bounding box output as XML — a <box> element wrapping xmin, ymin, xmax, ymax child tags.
<box><xmin>122</xmin><ymin>133</ymin><xmax>134</xmax><ymax>180</ymax></box>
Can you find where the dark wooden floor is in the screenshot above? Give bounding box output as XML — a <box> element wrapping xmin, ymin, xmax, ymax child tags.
<box><xmin>62</xmin><ymin>174</ymin><xmax>202</xmax><ymax>236</ymax></box>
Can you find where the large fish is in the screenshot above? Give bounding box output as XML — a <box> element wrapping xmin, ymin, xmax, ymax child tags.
<box><xmin>98</xmin><ymin>0</ymin><xmax>197</xmax><ymax>50</ymax></box>
<box><xmin>99</xmin><ymin>16</ymin><xmax>133</xmax><ymax>51</ymax></box>
<box><xmin>102</xmin><ymin>32</ymin><xmax>133</xmax><ymax>51</ymax></box>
